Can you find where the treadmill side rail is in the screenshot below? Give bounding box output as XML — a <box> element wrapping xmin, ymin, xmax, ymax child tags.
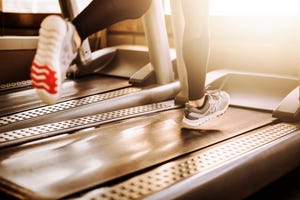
<box><xmin>273</xmin><ymin>86</ymin><xmax>300</xmax><ymax>122</ymax></box>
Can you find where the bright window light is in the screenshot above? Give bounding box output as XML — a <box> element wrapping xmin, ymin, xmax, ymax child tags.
<box><xmin>164</xmin><ymin>0</ymin><xmax>298</xmax><ymax>16</ymax></box>
<box><xmin>210</xmin><ymin>0</ymin><xmax>298</xmax><ymax>16</ymax></box>
<box><xmin>163</xmin><ymin>0</ymin><xmax>172</xmax><ymax>15</ymax></box>
<box><xmin>75</xmin><ymin>0</ymin><xmax>92</xmax><ymax>13</ymax></box>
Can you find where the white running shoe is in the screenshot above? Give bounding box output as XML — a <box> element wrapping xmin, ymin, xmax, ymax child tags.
<box><xmin>182</xmin><ymin>90</ymin><xmax>230</xmax><ymax>127</ymax></box>
<box><xmin>30</xmin><ymin>15</ymin><xmax>78</xmax><ymax>104</ymax></box>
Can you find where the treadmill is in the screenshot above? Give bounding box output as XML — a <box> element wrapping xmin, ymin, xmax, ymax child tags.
<box><xmin>0</xmin><ymin>0</ymin><xmax>299</xmax><ymax>199</ymax></box>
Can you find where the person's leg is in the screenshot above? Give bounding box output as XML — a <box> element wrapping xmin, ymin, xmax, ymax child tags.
<box><xmin>182</xmin><ymin>0</ymin><xmax>209</xmax><ymax>107</ymax></box>
<box><xmin>30</xmin><ymin>0</ymin><xmax>152</xmax><ymax>104</ymax></box>
<box><xmin>73</xmin><ymin>0</ymin><xmax>152</xmax><ymax>41</ymax></box>
<box><xmin>181</xmin><ymin>0</ymin><xmax>230</xmax><ymax>127</ymax></box>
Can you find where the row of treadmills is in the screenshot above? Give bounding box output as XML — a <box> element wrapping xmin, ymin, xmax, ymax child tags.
<box><xmin>0</xmin><ymin>0</ymin><xmax>300</xmax><ymax>199</ymax></box>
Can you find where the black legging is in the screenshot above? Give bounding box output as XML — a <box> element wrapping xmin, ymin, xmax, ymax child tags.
<box><xmin>72</xmin><ymin>0</ymin><xmax>152</xmax><ymax>41</ymax></box>
<box><xmin>182</xmin><ymin>0</ymin><xmax>210</xmax><ymax>101</ymax></box>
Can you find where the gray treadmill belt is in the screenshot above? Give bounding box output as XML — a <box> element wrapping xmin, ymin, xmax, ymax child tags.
<box><xmin>0</xmin><ymin>107</ymin><xmax>277</xmax><ymax>200</ymax></box>
<box><xmin>0</xmin><ymin>76</ymin><xmax>131</xmax><ymax>116</ymax></box>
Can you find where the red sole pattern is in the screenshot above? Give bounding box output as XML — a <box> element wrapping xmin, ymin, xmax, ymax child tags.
<box><xmin>30</xmin><ymin>61</ymin><xmax>58</xmax><ymax>94</ymax></box>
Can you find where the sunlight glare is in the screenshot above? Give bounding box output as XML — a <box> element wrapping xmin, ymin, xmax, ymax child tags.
<box><xmin>210</xmin><ymin>0</ymin><xmax>298</xmax><ymax>16</ymax></box>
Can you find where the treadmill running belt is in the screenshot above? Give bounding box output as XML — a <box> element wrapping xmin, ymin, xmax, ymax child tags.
<box><xmin>0</xmin><ymin>75</ymin><xmax>131</xmax><ymax>116</ymax></box>
<box><xmin>0</xmin><ymin>107</ymin><xmax>275</xmax><ymax>199</ymax></box>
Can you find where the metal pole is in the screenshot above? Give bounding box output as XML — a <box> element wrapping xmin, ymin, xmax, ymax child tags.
<box><xmin>142</xmin><ymin>0</ymin><xmax>174</xmax><ymax>85</ymax></box>
<box><xmin>58</xmin><ymin>0</ymin><xmax>92</xmax><ymax>63</ymax></box>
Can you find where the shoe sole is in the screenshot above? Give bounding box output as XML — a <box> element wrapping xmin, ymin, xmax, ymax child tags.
<box><xmin>30</xmin><ymin>15</ymin><xmax>68</xmax><ymax>104</ymax></box>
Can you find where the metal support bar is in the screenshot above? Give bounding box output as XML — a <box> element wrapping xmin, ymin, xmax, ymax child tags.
<box><xmin>272</xmin><ymin>86</ymin><xmax>300</xmax><ymax>122</ymax></box>
<box><xmin>58</xmin><ymin>0</ymin><xmax>92</xmax><ymax>63</ymax></box>
<box><xmin>58</xmin><ymin>0</ymin><xmax>75</xmax><ymax>19</ymax></box>
<box><xmin>142</xmin><ymin>0</ymin><xmax>174</xmax><ymax>85</ymax></box>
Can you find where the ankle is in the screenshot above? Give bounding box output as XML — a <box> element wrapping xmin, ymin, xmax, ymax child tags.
<box><xmin>189</xmin><ymin>96</ymin><xmax>206</xmax><ymax>108</ymax></box>
<box><xmin>73</xmin><ymin>30</ymin><xmax>81</xmax><ymax>49</ymax></box>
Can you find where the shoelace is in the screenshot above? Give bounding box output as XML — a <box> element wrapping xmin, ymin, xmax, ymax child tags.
<box><xmin>206</xmin><ymin>90</ymin><xmax>223</xmax><ymax>113</ymax></box>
